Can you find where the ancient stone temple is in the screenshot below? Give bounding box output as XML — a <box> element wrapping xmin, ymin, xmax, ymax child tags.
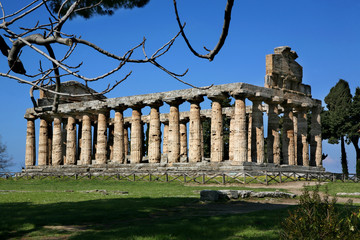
<box><xmin>23</xmin><ymin>47</ymin><xmax>323</xmax><ymax>174</ymax></box>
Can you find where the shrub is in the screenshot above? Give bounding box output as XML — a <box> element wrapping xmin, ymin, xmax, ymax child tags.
<box><xmin>280</xmin><ymin>185</ymin><xmax>360</xmax><ymax>240</ymax></box>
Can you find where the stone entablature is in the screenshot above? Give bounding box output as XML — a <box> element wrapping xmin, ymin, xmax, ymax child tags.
<box><xmin>23</xmin><ymin>47</ymin><xmax>323</xmax><ymax>172</ymax></box>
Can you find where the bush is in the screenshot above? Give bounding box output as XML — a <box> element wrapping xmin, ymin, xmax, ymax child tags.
<box><xmin>280</xmin><ymin>185</ymin><xmax>360</xmax><ymax>240</ymax></box>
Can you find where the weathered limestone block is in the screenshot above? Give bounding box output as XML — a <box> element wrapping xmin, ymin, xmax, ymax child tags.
<box><xmin>233</xmin><ymin>95</ymin><xmax>247</xmax><ymax>163</ymax></box>
<box><xmin>189</xmin><ymin>98</ymin><xmax>203</xmax><ymax>163</ymax></box>
<box><xmin>52</xmin><ymin>116</ymin><xmax>63</xmax><ymax>165</ymax></box>
<box><xmin>38</xmin><ymin>119</ymin><xmax>48</xmax><ymax>166</ymax></box>
<box><xmin>200</xmin><ymin>190</ymin><xmax>219</xmax><ymax>201</ymax></box>
<box><xmin>25</xmin><ymin>118</ymin><xmax>36</xmax><ymax>167</ymax></box>
<box><xmin>267</xmin><ymin>103</ymin><xmax>281</xmax><ymax>164</ymax></box>
<box><xmin>251</xmin><ymin>99</ymin><xmax>264</xmax><ymax>163</ymax></box>
<box><xmin>66</xmin><ymin>116</ymin><xmax>77</xmax><ymax>165</ymax></box>
<box><xmin>96</xmin><ymin>112</ymin><xmax>108</xmax><ymax>164</ymax></box>
<box><xmin>265</xmin><ymin>46</ymin><xmax>303</xmax><ymax>91</ymax></box>
<box><xmin>80</xmin><ymin>114</ymin><xmax>92</xmax><ymax>165</ymax></box>
<box><xmin>148</xmin><ymin>104</ymin><xmax>162</xmax><ymax>163</ymax></box>
<box><xmin>113</xmin><ymin>109</ymin><xmax>125</xmax><ymax>164</ymax></box>
<box><xmin>131</xmin><ymin>107</ymin><xmax>142</xmax><ymax>163</ymax></box>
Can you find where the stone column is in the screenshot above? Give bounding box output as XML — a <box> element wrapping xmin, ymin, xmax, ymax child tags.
<box><xmin>52</xmin><ymin>116</ymin><xmax>63</xmax><ymax>165</ymax></box>
<box><xmin>148</xmin><ymin>102</ymin><xmax>162</xmax><ymax>163</ymax></box>
<box><xmin>80</xmin><ymin>114</ymin><xmax>92</xmax><ymax>165</ymax></box>
<box><xmin>131</xmin><ymin>106</ymin><xmax>143</xmax><ymax>163</ymax></box>
<box><xmin>293</xmin><ymin>110</ymin><xmax>298</xmax><ymax>165</ymax></box>
<box><xmin>233</xmin><ymin>95</ymin><xmax>248</xmax><ymax>163</ymax></box>
<box><xmin>310</xmin><ymin>104</ymin><xmax>322</xmax><ymax>167</ymax></box>
<box><xmin>113</xmin><ymin>107</ymin><xmax>126</xmax><ymax>164</ymax></box>
<box><xmin>77</xmin><ymin>120</ymin><xmax>82</xmax><ymax>162</ymax></box>
<box><xmin>92</xmin><ymin>122</ymin><xmax>97</xmax><ymax>160</ymax></box>
<box><xmin>250</xmin><ymin>98</ymin><xmax>265</xmax><ymax>164</ymax></box>
<box><xmin>188</xmin><ymin>97</ymin><xmax>203</xmax><ymax>163</ymax></box>
<box><xmin>47</xmin><ymin>121</ymin><xmax>53</xmax><ymax>165</ymax></box>
<box><xmin>282</xmin><ymin>105</ymin><xmax>295</xmax><ymax>165</ymax></box>
<box><xmin>124</xmin><ymin>123</ymin><xmax>129</xmax><ymax>160</ymax></box>
<box><xmin>297</xmin><ymin>108</ymin><xmax>309</xmax><ymax>166</ymax></box>
<box><xmin>38</xmin><ymin>118</ymin><xmax>49</xmax><ymax>166</ymax></box>
<box><xmin>266</xmin><ymin>102</ymin><xmax>281</xmax><ymax>164</ymax></box>
<box><xmin>65</xmin><ymin>116</ymin><xmax>77</xmax><ymax>165</ymax></box>
<box><xmin>96</xmin><ymin>111</ymin><xmax>108</xmax><ymax>164</ymax></box>
<box><xmin>162</xmin><ymin>121</ymin><xmax>169</xmax><ymax>154</ymax></box>
<box><xmin>108</xmin><ymin>124</ymin><xmax>114</xmax><ymax>161</ymax></box>
<box><xmin>25</xmin><ymin>117</ymin><xmax>36</xmax><ymax>167</ymax></box>
<box><xmin>165</xmin><ymin>99</ymin><xmax>184</xmax><ymax>163</ymax></box>
<box><xmin>180</xmin><ymin>118</ymin><xmax>188</xmax><ymax>159</ymax></box>
<box><xmin>247</xmin><ymin>112</ymin><xmax>252</xmax><ymax>162</ymax></box>
<box><xmin>209</xmin><ymin>95</ymin><xmax>226</xmax><ymax>162</ymax></box>
<box><xmin>229</xmin><ymin>115</ymin><xmax>234</xmax><ymax>161</ymax></box>
<box><xmin>200</xmin><ymin>117</ymin><xmax>205</xmax><ymax>159</ymax></box>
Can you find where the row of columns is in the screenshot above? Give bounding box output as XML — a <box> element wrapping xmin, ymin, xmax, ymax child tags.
<box><xmin>25</xmin><ymin>96</ymin><xmax>322</xmax><ymax>168</ymax></box>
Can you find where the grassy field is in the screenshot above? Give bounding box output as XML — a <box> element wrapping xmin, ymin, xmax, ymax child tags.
<box><xmin>0</xmin><ymin>179</ymin><xmax>290</xmax><ymax>239</ymax></box>
<box><xmin>0</xmin><ymin>179</ymin><xmax>359</xmax><ymax>239</ymax></box>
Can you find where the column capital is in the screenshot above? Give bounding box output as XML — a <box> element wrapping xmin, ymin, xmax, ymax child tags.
<box><xmin>207</xmin><ymin>92</ymin><xmax>229</xmax><ymax>102</ymax></box>
<box><xmin>186</xmin><ymin>96</ymin><xmax>204</xmax><ymax>104</ymax></box>
<box><xmin>180</xmin><ymin>116</ymin><xmax>189</xmax><ymax>123</ymax></box>
<box><xmin>113</xmin><ymin>104</ymin><xmax>128</xmax><ymax>111</ymax></box>
<box><xmin>164</xmin><ymin>97</ymin><xmax>184</xmax><ymax>106</ymax></box>
<box><xmin>144</xmin><ymin>99</ymin><xmax>163</xmax><ymax>108</ymax></box>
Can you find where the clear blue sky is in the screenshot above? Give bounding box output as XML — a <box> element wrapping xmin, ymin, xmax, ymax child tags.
<box><xmin>1</xmin><ymin>0</ymin><xmax>359</xmax><ymax>173</ymax></box>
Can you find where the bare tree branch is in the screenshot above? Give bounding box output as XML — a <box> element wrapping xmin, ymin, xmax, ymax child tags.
<box><xmin>173</xmin><ymin>0</ymin><xmax>234</xmax><ymax>61</ymax></box>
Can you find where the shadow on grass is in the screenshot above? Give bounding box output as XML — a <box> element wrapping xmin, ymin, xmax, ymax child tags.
<box><xmin>0</xmin><ymin>197</ymin><xmax>290</xmax><ymax>240</ymax></box>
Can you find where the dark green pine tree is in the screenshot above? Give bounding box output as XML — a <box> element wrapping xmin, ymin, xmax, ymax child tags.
<box><xmin>322</xmin><ymin>79</ymin><xmax>352</xmax><ymax>176</ymax></box>
<box><xmin>48</xmin><ymin>0</ymin><xmax>150</xmax><ymax>19</ymax></box>
<box><xmin>349</xmin><ymin>87</ymin><xmax>360</xmax><ymax>176</ymax></box>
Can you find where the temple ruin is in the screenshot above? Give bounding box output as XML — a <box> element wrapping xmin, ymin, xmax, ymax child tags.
<box><xmin>23</xmin><ymin>47</ymin><xmax>323</xmax><ymax>175</ymax></box>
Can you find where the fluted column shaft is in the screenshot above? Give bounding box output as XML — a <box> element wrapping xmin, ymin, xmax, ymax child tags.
<box><xmin>148</xmin><ymin>105</ymin><xmax>161</xmax><ymax>163</ymax></box>
<box><xmin>113</xmin><ymin>109</ymin><xmax>125</xmax><ymax>164</ymax></box>
<box><xmin>210</xmin><ymin>99</ymin><xmax>223</xmax><ymax>162</ymax></box>
<box><xmin>168</xmin><ymin>102</ymin><xmax>181</xmax><ymax>163</ymax></box>
<box><xmin>163</xmin><ymin>123</ymin><xmax>169</xmax><ymax>154</ymax></box>
<box><xmin>251</xmin><ymin>99</ymin><xmax>264</xmax><ymax>163</ymax></box>
<box><xmin>311</xmin><ymin>105</ymin><xmax>322</xmax><ymax>166</ymax></box>
<box><xmin>96</xmin><ymin>112</ymin><xmax>108</xmax><ymax>164</ymax></box>
<box><xmin>52</xmin><ymin>116</ymin><xmax>63</xmax><ymax>165</ymax></box>
<box><xmin>81</xmin><ymin>114</ymin><xmax>92</xmax><ymax>165</ymax></box>
<box><xmin>124</xmin><ymin>124</ymin><xmax>129</xmax><ymax>159</ymax></box>
<box><xmin>25</xmin><ymin>118</ymin><xmax>36</xmax><ymax>167</ymax></box>
<box><xmin>38</xmin><ymin>119</ymin><xmax>48</xmax><ymax>166</ymax></box>
<box><xmin>298</xmin><ymin>109</ymin><xmax>309</xmax><ymax>166</ymax></box>
<box><xmin>233</xmin><ymin>96</ymin><xmax>247</xmax><ymax>163</ymax></box>
<box><xmin>293</xmin><ymin>111</ymin><xmax>298</xmax><ymax>165</ymax></box>
<box><xmin>267</xmin><ymin>103</ymin><xmax>281</xmax><ymax>164</ymax></box>
<box><xmin>180</xmin><ymin>119</ymin><xmax>188</xmax><ymax>158</ymax></box>
<box><xmin>229</xmin><ymin>116</ymin><xmax>235</xmax><ymax>161</ymax></box>
<box><xmin>189</xmin><ymin>99</ymin><xmax>202</xmax><ymax>162</ymax></box>
<box><xmin>66</xmin><ymin>116</ymin><xmax>77</xmax><ymax>165</ymax></box>
<box><xmin>247</xmin><ymin>113</ymin><xmax>252</xmax><ymax>162</ymax></box>
<box><xmin>282</xmin><ymin>106</ymin><xmax>295</xmax><ymax>165</ymax></box>
<box><xmin>131</xmin><ymin>107</ymin><xmax>142</xmax><ymax>163</ymax></box>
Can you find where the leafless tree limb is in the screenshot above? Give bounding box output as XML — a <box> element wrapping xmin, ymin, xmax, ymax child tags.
<box><xmin>0</xmin><ymin>0</ymin><xmax>229</xmax><ymax>112</ymax></box>
<box><xmin>173</xmin><ymin>0</ymin><xmax>234</xmax><ymax>61</ymax></box>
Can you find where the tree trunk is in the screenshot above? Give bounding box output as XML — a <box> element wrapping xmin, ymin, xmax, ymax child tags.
<box><xmin>350</xmin><ymin>136</ymin><xmax>360</xmax><ymax>177</ymax></box>
<box><xmin>341</xmin><ymin>136</ymin><xmax>349</xmax><ymax>177</ymax></box>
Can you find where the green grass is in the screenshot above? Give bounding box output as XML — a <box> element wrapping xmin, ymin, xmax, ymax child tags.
<box><xmin>0</xmin><ymin>179</ymin><xmax>289</xmax><ymax>239</ymax></box>
<box><xmin>307</xmin><ymin>182</ymin><xmax>360</xmax><ymax>198</ymax></box>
